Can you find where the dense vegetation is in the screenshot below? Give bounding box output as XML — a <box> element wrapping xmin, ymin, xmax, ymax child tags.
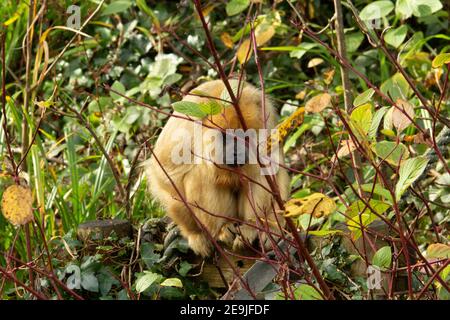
<box><xmin>0</xmin><ymin>0</ymin><xmax>449</xmax><ymax>300</ymax></box>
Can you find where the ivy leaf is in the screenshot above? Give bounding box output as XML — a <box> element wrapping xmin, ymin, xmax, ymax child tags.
<box><xmin>101</xmin><ymin>0</ymin><xmax>132</xmax><ymax>16</ymax></box>
<box><xmin>81</xmin><ymin>272</ymin><xmax>99</xmax><ymax>292</ymax></box>
<box><xmin>135</xmin><ymin>271</ymin><xmax>160</xmax><ymax>293</ymax></box>
<box><xmin>372</xmin><ymin>246</ymin><xmax>392</xmax><ymax>269</ymax></box>
<box><xmin>160</xmin><ymin>278</ymin><xmax>183</xmax><ymax>288</ymax></box>
<box><xmin>226</xmin><ymin>0</ymin><xmax>250</xmax><ymax>16</ymax></box>
<box><xmin>384</xmin><ymin>25</ymin><xmax>407</xmax><ymax>48</ymax></box>
<box><xmin>172</xmin><ymin>101</ymin><xmax>206</xmax><ymax>118</ymax></box>
<box><xmin>395</xmin><ymin>156</ymin><xmax>429</xmax><ymax>201</ymax></box>
<box><xmin>110</xmin><ymin>81</ymin><xmax>126</xmax><ymax>101</ymax></box>
<box><xmin>360</xmin><ymin>1</ymin><xmax>394</xmax><ymax>21</ymax></box>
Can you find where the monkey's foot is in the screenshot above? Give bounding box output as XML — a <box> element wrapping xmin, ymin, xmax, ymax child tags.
<box><xmin>217</xmin><ymin>223</ymin><xmax>236</xmax><ymax>245</ymax></box>
<box><xmin>187</xmin><ymin>233</ymin><xmax>213</xmax><ymax>257</ymax></box>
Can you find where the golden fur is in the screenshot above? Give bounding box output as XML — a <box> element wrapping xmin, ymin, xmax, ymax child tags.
<box><xmin>145</xmin><ymin>80</ymin><xmax>290</xmax><ymax>256</ymax></box>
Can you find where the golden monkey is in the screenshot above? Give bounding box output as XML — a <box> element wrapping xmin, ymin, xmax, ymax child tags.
<box><xmin>145</xmin><ymin>80</ymin><xmax>290</xmax><ymax>257</ymax></box>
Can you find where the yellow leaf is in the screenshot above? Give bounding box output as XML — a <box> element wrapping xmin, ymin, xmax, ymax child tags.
<box><xmin>295</xmin><ymin>90</ymin><xmax>306</xmax><ymax>100</ymax></box>
<box><xmin>323</xmin><ymin>68</ymin><xmax>335</xmax><ymax>85</ymax></box>
<box><xmin>1</xmin><ymin>185</ymin><xmax>34</xmax><ymax>226</ymax></box>
<box><xmin>427</xmin><ymin>243</ymin><xmax>450</xmax><ymax>259</ymax></box>
<box><xmin>237</xmin><ymin>24</ymin><xmax>275</xmax><ymax>64</ymax></box>
<box><xmin>3</xmin><ymin>13</ymin><xmax>20</xmax><ymax>26</ymax></box>
<box><xmin>220</xmin><ymin>32</ymin><xmax>234</xmax><ymax>49</ymax></box>
<box><xmin>285</xmin><ymin>193</ymin><xmax>336</xmax><ymax>218</ymax></box>
<box><xmin>305</xmin><ymin>93</ymin><xmax>331</xmax><ymax>113</ymax></box>
<box><xmin>307</xmin><ymin>58</ymin><xmax>324</xmax><ymax>68</ymax></box>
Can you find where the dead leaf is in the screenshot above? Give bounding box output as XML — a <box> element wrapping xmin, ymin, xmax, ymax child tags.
<box><xmin>1</xmin><ymin>185</ymin><xmax>34</xmax><ymax>226</ymax></box>
<box><xmin>323</xmin><ymin>68</ymin><xmax>335</xmax><ymax>85</ymax></box>
<box><xmin>305</xmin><ymin>93</ymin><xmax>331</xmax><ymax>113</ymax></box>
<box><xmin>392</xmin><ymin>99</ymin><xmax>415</xmax><ymax>133</ymax></box>
<box><xmin>333</xmin><ymin>139</ymin><xmax>357</xmax><ymax>160</ymax></box>
<box><xmin>295</xmin><ymin>90</ymin><xmax>306</xmax><ymax>100</ymax></box>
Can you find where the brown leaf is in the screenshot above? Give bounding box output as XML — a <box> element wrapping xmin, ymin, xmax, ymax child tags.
<box><xmin>334</xmin><ymin>139</ymin><xmax>357</xmax><ymax>160</ymax></box>
<box><xmin>392</xmin><ymin>99</ymin><xmax>415</xmax><ymax>133</ymax></box>
<box><xmin>305</xmin><ymin>93</ymin><xmax>332</xmax><ymax>113</ymax></box>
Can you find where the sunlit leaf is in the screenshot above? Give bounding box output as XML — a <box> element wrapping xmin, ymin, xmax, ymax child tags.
<box><xmin>432</xmin><ymin>53</ymin><xmax>450</xmax><ymax>68</ymax></box>
<box><xmin>371</xmin><ymin>141</ymin><xmax>409</xmax><ymax>165</ymax></box>
<box><xmin>427</xmin><ymin>244</ymin><xmax>450</xmax><ymax>259</ymax></box>
<box><xmin>395</xmin><ymin>156</ymin><xmax>429</xmax><ymax>200</ymax></box>
<box><xmin>285</xmin><ymin>193</ymin><xmax>336</xmax><ymax>218</ymax></box>
<box><xmin>1</xmin><ymin>185</ymin><xmax>34</xmax><ymax>226</ymax></box>
<box><xmin>305</xmin><ymin>93</ymin><xmax>331</xmax><ymax>113</ymax></box>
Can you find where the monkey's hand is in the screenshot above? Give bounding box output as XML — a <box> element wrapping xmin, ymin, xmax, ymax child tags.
<box><xmin>158</xmin><ymin>223</ymin><xmax>189</xmax><ymax>267</ymax></box>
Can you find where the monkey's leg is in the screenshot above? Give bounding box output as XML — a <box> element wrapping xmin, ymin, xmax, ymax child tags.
<box><xmin>234</xmin><ymin>167</ymin><xmax>289</xmax><ymax>251</ymax></box>
<box><xmin>167</xmin><ymin>174</ymin><xmax>238</xmax><ymax>256</ymax></box>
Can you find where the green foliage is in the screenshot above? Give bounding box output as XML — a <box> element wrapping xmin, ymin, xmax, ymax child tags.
<box><xmin>0</xmin><ymin>0</ymin><xmax>448</xmax><ymax>301</ymax></box>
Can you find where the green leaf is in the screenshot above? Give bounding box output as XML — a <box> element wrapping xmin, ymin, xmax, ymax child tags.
<box><xmin>396</xmin><ymin>0</ymin><xmax>443</xmax><ymax>19</ymax></box>
<box><xmin>395</xmin><ymin>156</ymin><xmax>429</xmax><ymax>200</ymax></box>
<box><xmin>360</xmin><ymin>1</ymin><xmax>394</xmax><ymax>20</ymax></box>
<box><xmin>160</xmin><ymin>278</ymin><xmax>183</xmax><ymax>288</ymax></box>
<box><xmin>395</xmin><ymin>0</ymin><xmax>413</xmax><ymax>19</ymax></box>
<box><xmin>372</xmin><ymin>246</ymin><xmax>392</xmax><ymax>269</ymax></box>
<box><xmin>353</xmin><ymin>88</ymin><xmax>375</xmax><ymax>107</ymax></box>
<box><xmin>110</xmin><ymin>81</ymin><xmax>126</xmax><ymax>101</ymax></box>
<box><xmin>199</xmin><ymin>100</ymin><xmax>223</xmax><ymax>115</ymax></box>
<box><xmin>226</xmin><ymin>0</ymin><xmax>250</xmax><ymax>16</ymax></box>
<box><xmin>172</xmin><ymin>101</ymin><xmax>206</xmax><ymax>118</ymax></box>
<box><xmin>178</xmin><ymin>261</ymin><xmax>192</xmax><ymax>277</ymax></box>
<box><xmin>372</xmin><ymin>141</ymin><xmax>409</xmax><ymax>166</ymax></box>
<box><xmin>380</xmin><ymin>73</ymin><xmax>411</xmax><ymax>101</ymax></box>
<box><xmin>412</xmin><ymin>0</ymin><xmax>443</xmax><ymax>17</ymax></box>
<box><xmin>81</xmin><ymin>272</ymin><xmax>99</xmax><ymax>292</ymax></box>
<box><xmin>384</xmin><ymin>25</ymin><xmax>408</xmax><ymax>48</ymax></box>
<box><xmin>289</xmin><ymin>43</ymin><xmax>318</xmax><ymax>59</ymax></box>
<box><xmin>307</xmin><ymin>230</ymin><xmax>343</xmax><ymax>237</ymax></box>
<box><xmin>346</xmin><ymin>200</ymin><xmax>390</xmax><ymax>240</ymax></box>
<box><xmin>368</xmin><ymin>106</ymin><xmax>389</xmax><ymax>139</ymax></box>
<box><xmin>135</xmin><ymin>271</ymin><xmax>159</xmax><ymax>293</ymax></box>
<box><xmin>350</xmin><ymin>103</ymin><xmax>372</xmax><ymax>134</ymax></box>
<box><xmin>356</xmin><ymin>183</ymin><xmax>394</xmax><ymax>204</ymax></box>
<box><xmin>432</xmin><ymin>53</ymin><xmax>450</xmax><ymax>68</ymax></box>
<box><xmin>277</xmin><ymin>284</ymin><xmax>323</xmax><ymax>300</ymax></box>
<box><xmin>101</xmin><ymin>0</ymin><xmax>132</xmax><ymax>16</ymax></box>
<box><xmin>345</xmin><ymin>32</ymin><xmax>365</xmax><ymax>53</ymax></box>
